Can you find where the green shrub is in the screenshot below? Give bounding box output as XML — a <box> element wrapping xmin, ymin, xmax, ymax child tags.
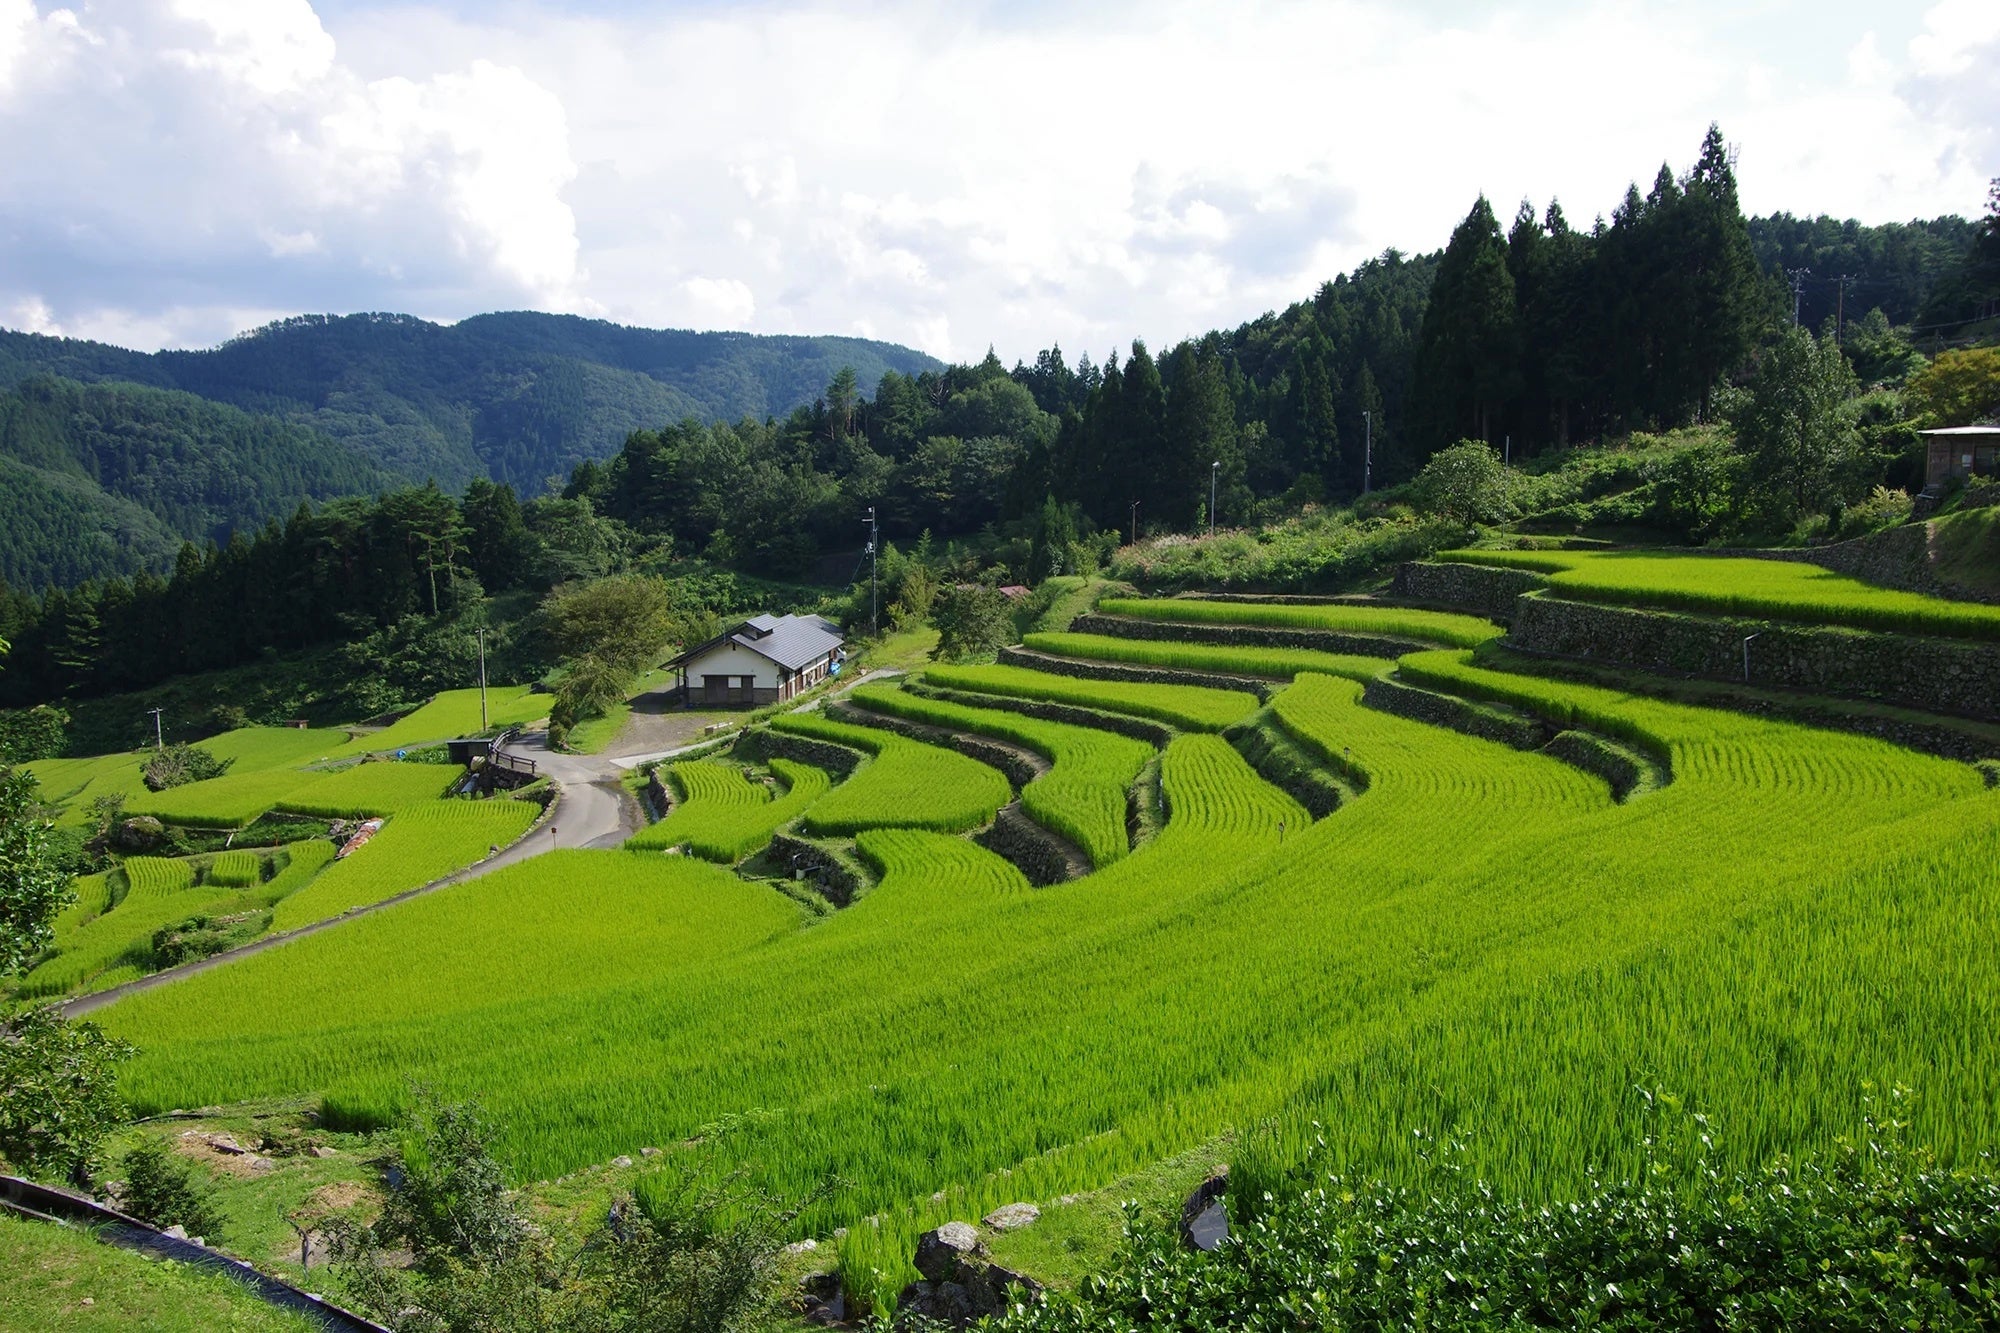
<box><xmin>1006</xmin><ymin>1092</ymin><xmax>2000</xmax><ymax>1332</ymax></box>
<box><xmin>121</xmin><ymin>1137</ymin><xmax>228</xmax><ymax>1242</ymax></box>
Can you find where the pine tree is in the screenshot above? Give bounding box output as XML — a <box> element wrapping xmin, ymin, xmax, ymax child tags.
<box><xmin>1411</xmin><ymin>196</ymin><xmax>1520</xmax><ymax>456</ymax></box>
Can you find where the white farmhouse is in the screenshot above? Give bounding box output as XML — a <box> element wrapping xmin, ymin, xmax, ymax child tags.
<box><xmin>666</xmin><ymin>613</ymin><xmax>846</xmax><ymax>707</ymax></box>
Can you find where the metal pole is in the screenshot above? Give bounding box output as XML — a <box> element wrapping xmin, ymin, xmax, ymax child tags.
<box><xmin>477</xmin><ymin>627</ymin><xmax>488</xmax><ymax>730</ymax></box>
<box><xmin>1130</xmin><ymin>500</ymin><xmax>1140</xmax><ymax>545</ymax></box>
<box><xmin>146</xmin><ymin>707</ymin><xmax>164</xmax><ymax>750</ymax></box>
<box><xmin>1742</xmin><ymin>633</ymin><xmax>1759</xmax><ymax>683</ymax></box>
<box><xmin>1209</xmin><ymin>461</ymin><xmax>1218</xmax><ymax>536</ymax></box>
<box><xmin>865</xmin><ymin>507</ymin><xmax>879</xmax><ymax>637</ymax></box>
<box><xmin>1363</xmin><ymin>411</ymin><xmax>1372</xmax><ymax>494</ymax></box>
<box><xmin>1504</xmin><ymin>434</ymin><xmax>1511</xmax><ymax>467</ymax></box>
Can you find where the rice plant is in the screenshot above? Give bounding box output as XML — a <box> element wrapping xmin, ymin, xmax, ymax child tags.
<box><xmin>923</xmin><ymin>663</ymin><xmax>1259</xmax><ymax>731</ymax></box>
<box><xmin>1439</xmin><ymin>547</ymin><xmax>2000</xmax><ymax>640</ymax></box>
<box><xmin>1098</xmin><ymin>596</ymin><xmax>1502</xmax><ymax>647</ymax></box>
<box><xmin>267</xmin><ymin>799</ymin><xmax>538</xmax><ymax>932</ymax></box>
<box><xmin>847</xmin><ymin>683</ymin><xmax>1151</xmax><ymax>867</ymax></box>
<box><xmin>770</xmin><ymin>713</ymin><xmax>1013</xmax><ymax>836</ymax></box>
<box><xmin>322</xmin><ymin>686</ymin><xmax>549</xmax><ymax>760</ymax></box>
<box><xmin>626</xmin><ymin>758</ymin><xmax>833</xmax><ymax>861</ymax></box>
<box><xmin>1024</xmin><ymin>632</ymin><xmax>1389</xmax><ymax>684</ymax></box>
<box><xmin>206</xmin><ymin>850</ymin><xmax>262</xmax><ymax>889</ymax></box>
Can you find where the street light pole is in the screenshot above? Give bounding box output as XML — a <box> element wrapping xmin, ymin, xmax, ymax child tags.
<box><xmin>1742</xmin><ymin>633</ymin><xmax>1759</xmax><ymax>683</ymax></box>
<box><xmin>1209</xmin><ymin>461</ymin><xmax>1219</xmax><ymax>536</ymax></box>
<box><xmin>863</xmin><ymin>506</ymin><xmax>879</xmax><ymax>637</ymax></box>
<box><xmin>1130</xmin><ymin>500</ymin><xmax>1141</xmax><ymax>546</ymax></box>
<box><xmin>1362</xmin><ymin>411</ymin><xmax>1372</xmax><ymax>494</ymax></box>
<box><xmin>477</xmin><ymin>627</ymin><xmax>489</xmax><ymax>730</ymax></box>
<box><xmin>146</xmin><ymin>706</ymin><xmax>165</xmax><ymax>750</ymax></box>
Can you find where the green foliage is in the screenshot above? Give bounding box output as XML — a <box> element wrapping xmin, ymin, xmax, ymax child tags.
<box><xmin>1109</xmin><ymin>512</ymin><xmax>1461</xmax><ymax>594</ymax></box>
<box><xmin>550</xmin><ymin>655</ymin><xmax>631</xmax><ymax>735</ymax></box>
<box><xmin>1412</xmin><ymin>439</ymin><xmax>1511</xmax><ymax>527</ymax></box>
<box><xmin>0</xmin><ymin>703</ymin><xmax>68</xmax><ymax>764</ymax></box>
<box><xmin>1009</xmin><ymin>1093</ymin><xmax>2000</xmax><ymax>1332</ymax></box>
<box><xmin>0</xmin><ymin>765</ymin><xmax>71</xmax><ymax>974</ymax></box>
<box><xmin>0</xmin><ymin>1006</ymin><xmax>134</xmax><ymax>1178</ymax></box>
<box><xmin>1440</xmin><ymin>546</ymin><xmax>2000</xmax><ymax>639</ymax></box>
<box><xmin>120</xmin><ymin>1136</ymin><xmax>228</xmax><ymax>1242</ymax></box>
<box><xmin>205</xmin><ymin>850</ymin><xmax>262</xmax><ymax>889</ymax></box>
<box><xmin>541</xmin><ymin>573</ymin><xmax>681</xmax><ymax>676</ymax></box>
<box><xmin>1904</xmin><ymin>346</ymin><xmax>2000</xmax><ymax>429</ymax></box>
<box><xmin>929</xmin><ymin>583</ymin><xmax>1016</xmax><ymax>662</ymax></box>
<box><xmin>140</xmin><ymin>742</ymin><xmax>232</xmax><ymax>793</ymax></box>
<box><xmin>324</xmin><ymin>686</ymin><xmax>546</xmax><ymax>760</ymax></box>
<box><xmin>1734</xmin><ymin>324</ymin><xmax>1863</xmax><ymax>524</ymax></box>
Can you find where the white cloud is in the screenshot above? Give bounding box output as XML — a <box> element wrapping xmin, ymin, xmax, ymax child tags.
<box><xmin>0</xmin><ymin>1</ymin><xmax>1992</xmax><ymax>360</ymax></box>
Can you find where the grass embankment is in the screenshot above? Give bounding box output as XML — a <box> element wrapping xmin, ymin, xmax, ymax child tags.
<box><xmin>1440</xmin><ymin>547</ymin><xmax>2000</xmax><ymax>640</ymax></box>
<box><xmin>324</xmin><ymin>686</ymin><xmax>546</xmax><ymax>759</ymax></box>
<box><xmin>0</xmin><ymin>1211</ymin><xmax>319</xmax><ymax>1333</ymax></box>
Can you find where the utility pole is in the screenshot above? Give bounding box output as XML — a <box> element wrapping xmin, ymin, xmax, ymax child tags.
<box><xmin>1835</xmin><ymin>273</ymin><xmax>1856</xmax><ymax>343</ymax></box>
<box><xmin>1786</xmin><ymin>268</ymin><xmax>1809</xmax><ymax>326</ymax></box>
<box><xmin>1504</xmin><ymin>434</ymin><xmax>1511</xmax><ymax>467</ymax></box>
<box><xmin>1129</xmin><ymin>500</ymin><xmax>1141</xmax><ymax>546</ymax></box>
<box><xmin>146</xmin><ymin>706</ymin><xmax>165</xmax><ymax>750</ymax></box>
<box><xmin>477</xmin><ymin>627</ymin><xmax>489</xmax><ymax>730</ymax></box>
<box><xmin>1362</xmin><ymin>411</ymin><xmax>1373</xmax><ymax>493</ymax></box>
<box><xmin>863</xmin><ymin>506</ymin><xmax>879</xmax><ymax>637</ymax></box>
<box><xmin>1208</xmin><ymin>462</ymin><xmax>1219</xmax><ymax>537</ymax></box>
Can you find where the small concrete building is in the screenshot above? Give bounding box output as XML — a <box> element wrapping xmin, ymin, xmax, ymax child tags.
<box><xmin>1921</xmin><ymin>425</ymin><xmax>2000</xmax><ymax>489</ymax></box>
<box><xmin>666</xmin><ymin>613</ymin><xmax>845</xmax><ymax>707</ymax></box>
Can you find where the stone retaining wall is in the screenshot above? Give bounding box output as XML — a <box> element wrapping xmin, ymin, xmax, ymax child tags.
<box><xmin>768</xmin><ymin>833</ymin><xmax>867</xmax><ymax>907</ymax></box>
<box><xmin>1510</xmin><ymin>593</ymin><xmax>2000</xmax><ymax>723</ymax></box>
<box><xmin>975</xmin><ymin>806</ymin><xmax>1081</xmax><ymax>886</ymax></box>
<box><xmin>1542</xmin><ymin>729</ymin><xmax>1652</xmax><ymax>801</ymax></box>
<box><xmin>997</xmin><ymin>646</ymin><xmax>1276</xmax><ymax>700</ymax></box>
<box><xmin>732</xmin><ymin>728</ymin><xmax>862</xmax><ymax>778</ymax></box>
<box><xmin>1070</xmin><ymin>613</ymin><xmax>1420</xmax><ymax>659</ymax></box>
<box><xmin>1391</xmin><ymin>561</ymin><xmax>1548</xmax><ymax>619</ymax></box>
<box><xmin>1224</xmin><ymin>716</ymin><xmax>1347</xmax><ymax>818</ymax></box>
<box><xmin>1362</xmin><ymin>676</ymin><xmax>1548</xmax><ymax>749</ymax></box>
<box><xmin>824</xmin><ymin>700</ymin><xmax>1040</xmax><ymax>788</ymax></box>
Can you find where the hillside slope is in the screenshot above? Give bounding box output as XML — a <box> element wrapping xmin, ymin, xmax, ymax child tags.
<box><xmin>0</xmin><ymin>312</ymin><xmax>940</xmax><ymax>495</ymax></box>
<box><xmin>0</xmin><ymin>377</ymin><xmax>396</xmax><ymax>589</ymax></box>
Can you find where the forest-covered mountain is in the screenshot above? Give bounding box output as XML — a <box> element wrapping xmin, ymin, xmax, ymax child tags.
<box><xmin>0</xmin><ymin>312</ymin><xmax>940</xmax><ymax>588</ymax></box>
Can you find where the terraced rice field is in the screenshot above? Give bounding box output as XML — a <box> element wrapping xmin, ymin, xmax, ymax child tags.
<box><xmin>268</xmin><ymin>798</ymin><xmax>539</xmax><ymax>931</ymax></box>
<box><xmin>12</xmin><ymin>840</ymin><xmax>344</xmax><ymax>1000</ymax></box>
<box><xmin>1439</xmin><ymin>547</ymin><xmax>2000</xmax><ymax>639</ymax></box>
<box><xmin>75</xmin><ymin>592</ymin><xmax>2000</xmax><ymax>1306</ymax></box>
<box><xmin>322</xmin><ymin>686</ymin><xmax>548</xmax><ymax>760</ymax></box>
<box><xmin>923</xmin><ymin>663</ymin><xmax>1260</xmax><ymax>730</ymax></box>
<box><xmin>771</xmin><ymin>712</ymin><xmax>1013</xmax><ymax>835</ymax></box>
<box><xmin>626</xmin><ymin>758</ymin><xmax>832</xmax><ymax>861</ymax></box>
<box><xmin>23</xmin><ymin>725</ymin><xmax>347</xmax><ymax>826</ymax></box>
<box><xmin>1098</xmin><ymin>596</ymin><xmax>1503</xmax><ymax>646</ymax></box>
<box><xmin>124</xmin><ymin>758</ymin><xmax>452</xmax><ymax>828</ymax></box>
<box><xmin>1023</xmin><ymin>631</ymin><xmax>1389</xmax><ymax>683</ymax></box>
<box><xmin>847</xmin><ymin>683</ymin><xmax>1152</xmax><ymax>867</ymax></box>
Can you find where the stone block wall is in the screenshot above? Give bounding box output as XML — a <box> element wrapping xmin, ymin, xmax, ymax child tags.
<box><xmin>1391</xmin><ymin>562</ymin><xmax>1547</xmax><ymax>619</ymax></box>
<box><xmin>1361</xmin><ymin>676</ymin><xmax>1548</xmax><ymax>750</ymax></box>
<box><xmin>1509</xmin><ymin>593</ymin><xmax>2000</xmax><ymax>723</ymax></box>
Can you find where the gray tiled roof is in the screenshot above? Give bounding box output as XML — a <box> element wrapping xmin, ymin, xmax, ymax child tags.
<box><xmin>728</xmin><ymin>613</ymin><xmax>843</xmax><ymax>671</ymax></box>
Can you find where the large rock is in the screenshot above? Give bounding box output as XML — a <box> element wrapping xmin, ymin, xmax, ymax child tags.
<box><xmin>113</xmin><ymin>816</ymin><xmax>166</xmax><ymax>852</ymax></box>
<box><xmin>982</xmin><ymin>1202</ymin><xmax>1040</xmax><ymax>1231</ymax></box>
<box><xmin>913</xmin><ymin>1221</ymin><xmax>982</xmax><ymax>1281</ymax></box>
<box><xmin>1179</xmin><ymin>1172</ymin><xmax>1230</xmax><ymax>1252</ymax></box>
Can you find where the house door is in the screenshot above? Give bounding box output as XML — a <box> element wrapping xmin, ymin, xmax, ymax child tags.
<box><xmin>702</xmin><ymin>674</ymin><xmax>729</xmax><ymax>704</ymax></box>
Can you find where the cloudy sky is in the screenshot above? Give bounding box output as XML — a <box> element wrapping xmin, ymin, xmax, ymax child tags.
<box><xmin>1</xmin><ymin>0</ymin><xmax>1994</xmax><ymax>364</ymax></box>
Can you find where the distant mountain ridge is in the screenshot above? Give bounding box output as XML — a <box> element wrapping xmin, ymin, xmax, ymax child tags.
<box><xmin>0</xmin><ymin>311</ymin><xmax>940</xmax><ymax>589</ymax></box>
